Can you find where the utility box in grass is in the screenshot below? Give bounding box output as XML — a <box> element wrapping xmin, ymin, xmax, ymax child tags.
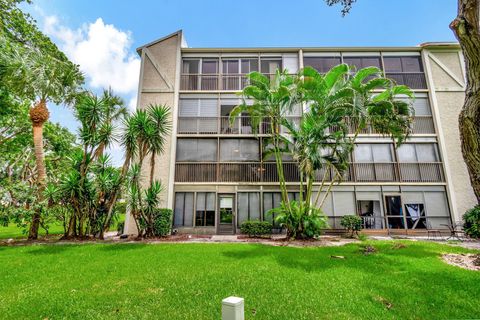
<box><xmin>222</xmin><ymin>296</ymin><xmax>244</xmax><ymax>320</ymax></box>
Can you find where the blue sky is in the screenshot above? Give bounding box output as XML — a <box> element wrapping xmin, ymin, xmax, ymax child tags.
<box><xmin>28</xmin><ymin>0</ymin><xmax>458</xmax><ymax>164</ymax></box>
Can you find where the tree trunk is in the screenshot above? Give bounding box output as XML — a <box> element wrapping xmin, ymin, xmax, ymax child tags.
<box><xmin>149</xmin><ymin>153</ymin><xmax>156</xmax><ymax>185</ymax></box>
<box><xmin>450</xmin><ymin>0</ymin><xmax>480</xmax><ymax>204</ymax></box>
<box><xmin>28</xmin><ymin>99</ymin><xmax>49</xmax><ymax>240</ymax></box>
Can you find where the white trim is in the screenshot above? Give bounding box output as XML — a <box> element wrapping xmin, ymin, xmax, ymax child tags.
<box><xmin>428</xmin><ymin>52</ymin><xmax>465</xmax><ymax>88</ymax></box>
<box><xmin>381</xmin><ymin>52</ymin><xmax>421</xmax><ymax>56</ymax></box>
<box><xmin>167</xmin><ymin>33</ymin><xmax>183</xmax><ymax>209</ymax></box>
<box><xmin>303</xmin><ymin>52</ymin><xmax>341</xmax><ymax>57</ymax></box>
<box><xmin>136</xmin><ymin>50</ymin><xmax>146</xmax><ymax>109</ymax></box>
<box><xmin>342</xmin><ymin>52</ymin><xmax>381</xmax><ymax>57</ymax></box>
<box><xmin>421</xmin><ymin>49</ymin><xmax>459</xmax><ymax>221</ymax></box>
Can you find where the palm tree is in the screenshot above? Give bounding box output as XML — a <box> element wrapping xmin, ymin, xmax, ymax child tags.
<box><xmin>0</xmin><ymin>39</ymin><xmax>84</xmax><ymax>239</ymax></box>
<box><xmin>146</xmin><ymin>104</ymin><xmax>171</xmax><ymax>185</ymax></box>
<box><xmin>231</xmin><ymin>69</ymin><xmax>299</xmax><ymax>206</ymax></box>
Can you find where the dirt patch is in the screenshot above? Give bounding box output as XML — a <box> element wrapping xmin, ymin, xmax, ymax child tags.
<box><xmin>442</xmin><ymin>253</ymin><xmax>480</xmax><ymax>271</ymax></box>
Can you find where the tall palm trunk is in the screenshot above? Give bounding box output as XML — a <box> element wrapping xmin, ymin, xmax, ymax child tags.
<box><xmin>149</xmin><ymin>153</ymin><xmax>156</xmax><ymax>185</ymax></box>
<box><xmin>450</xmin><ymin>0</ymin><xmax>480</xmax><ymax>203</ymax></box>
<box><xmin>28</xmin><ymin>99</ymin><xmax>49</xmax><ymax>240</ymax></box>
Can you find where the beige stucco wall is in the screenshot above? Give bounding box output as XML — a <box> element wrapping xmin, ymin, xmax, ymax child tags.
<box><xmin>124</xmin><ymin>33</ymin><xmax>181</xmax><ymax>235</ymax></box>
<box><xmin>425</xmin><ymin>49</ymin><xmax>477</xmax><ymax>221</ymax></box>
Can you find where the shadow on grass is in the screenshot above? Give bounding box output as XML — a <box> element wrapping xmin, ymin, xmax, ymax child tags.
<box><xmin>222</xmin><ymin>241</ymin><xmax>443</xmax><ymax>273</ymax></box>
<box><xmin>26</xmin><ymin>244</ymin><xmax>73</xmax><ymax>255</ymax></box>
<box><xmin>98</xmin><ymin>243</ymin><xmax>147</xmax><ymax>251</ymax></box>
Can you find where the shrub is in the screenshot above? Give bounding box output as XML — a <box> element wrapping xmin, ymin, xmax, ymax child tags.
<box><xmin>117</xmin><ymin>221</ymin><xmax>125</xmax><ymax>235</ymax></box>
<box><xmin>152</xmin><ymin>208</ymin><xmax>173</xmax><ymax>237</ymax></box>
<box><xmin>340</xmin><ymin>215</ymin><xmax>363</xmax><ymax>238</ymax></box>
<box><xmin>463</xmin><ymin>205</ymin><xmax>480</xmax><ymax>239</ymax></box>
<box><xmin>269</xmin><ymin>200</ymin><xmax>328</xmax><ymax>239</ymax></box>
<box><xmin>240</xmin><ymin>220</ymin><xmax>272</xmax><ymax>237</ymax></box>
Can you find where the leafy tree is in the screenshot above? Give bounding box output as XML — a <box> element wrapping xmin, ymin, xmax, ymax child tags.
<box><xmin>324</xmin><ymin>0</ymin><xmax>480</xmax><ymax>203</ymax></box>
<box><xmin>232</xmin><ymin>65</ymin><xmax>413</xmax><ymax>239</ymax></box>
<box><xmin>0</xmin><ymin>90</ymin><xmax>78</xmax><ymax>237</ymax></box>
<box><xmin>123</xmin><ymin>105</ymin><xmax>171</xmax><ymax>238</ymax></box>
<box><xmin>0</xmin><ymin>0</ymin><xmax>84</xmax><ymax>239</ymax></box>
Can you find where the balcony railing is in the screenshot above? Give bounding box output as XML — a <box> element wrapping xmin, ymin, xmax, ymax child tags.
<box><xmin>180</xmin><ymin>73</ymin><xmax>289</xmax><ymax>91</ymax></box>
<box><xmin>385</xmin><ymin>72</ymin><xmax>427</xmax><ymax>89</ymax></box>
<box><xmin>181</xmin><ymin>72</ymin><xmax>428</xmax><ymax>91</ymax></box>
<box><xmin>178</xmin><ymin>116</ymin><xmax>436</xmax><ymax>135</ymax></box>
<box><xmin>174</xmin><ymin>162</ymin><xmax>444</xmax><ymax>183</ymax></box>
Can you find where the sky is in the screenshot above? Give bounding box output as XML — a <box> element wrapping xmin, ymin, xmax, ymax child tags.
<box><xmin>26</xmin><ymin>0</ymin><xmax>458</xmax><ymax>165</ymax></box>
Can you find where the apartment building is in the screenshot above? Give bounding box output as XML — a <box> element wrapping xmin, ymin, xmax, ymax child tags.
<box><xmin>124</xmin><ymin>30</ymin><xmax>477</xmax><ymax>235</ymax></box>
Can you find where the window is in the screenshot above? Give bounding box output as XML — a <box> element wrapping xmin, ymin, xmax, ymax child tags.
<box><xmin>176</xmin><ymin>139</ymin><xmax>217</xmax><ymax>162</ymax></box>
<box><xmin>182</xmin><ymin>60</ymin><xmax>199</xmax><ymax>74</ymax></box>
<box><xmin>397</xmin><ymin>144</ymin><xmax>439</xmax><ymax>162</ymax></box>
<box><xmin>174</xmin><ymin>192</ymin><xmax>194</xmax><ymax>227</ymax></box>
<box><xmin>202</xmin><ymin>60</ymin><xmax>218</xmax><ymax>74</ymax></box>
<box><xmin>196</xmin><ymin>192</ymin><xmax>215</xmax><ymax>226</ymax></box>
<box><xmin>220</xmin><ymin>139</ymin><xmax>260</xmax><ymax>161</ymax></box>
<box><xmin>179</xmin><ymin>99</ymin><xmax>218</xmax><ymax>117</ymax></box>
<box><xmin>404</xmin><ymin>203</ymin><xmax>426</xmax><ymax>229</ymax></box>
<box><xmin>354</xmin><ymin>144</ymin><xmax>393</xmax><ymax>162</ymax></box>
<box><xmin>263</xmin><ymin>192</ymin><xmax>282</xmax><ymax>225</ymax></box>
<box><xmin>385</xmin><ymin>195</ymin><xmax>404</xmax><ymax>229</ymax></box>
<box><xmin>343</xmin><ymin>56</ymin><xmax>381</xmax><ymax>69</ymax></box>
<box><xmin>383</xmin><ymin>56</ymin><xmax>423</xmax><ymax>73</ymax></box>
<box><xmin>237</xmin><ymin>192</ymin><xmax>261</xmax><ymax>224</ymax></box>
<box><xmin>241</xmin><ymin>59</ymin><xmax>259</xmax><ymax>73</ymax></box>
<box><xmin>303</xmin><ymin>57</ymin><xmax>341</xmax><ymax>73</ymax></box>
<box><xmin>260</xmin><ymin>59</ymin><xmax>282</xmax><ymax>74</ymax></box>
<box><xmin>383</xmin><ymin>56</ymin><xmax>426</xmax><ymax>89</ymax></box>
<box><xmin>222</xmin><ymin>60</ymin><xmax>239</xmax><ymax>74</ymax></box>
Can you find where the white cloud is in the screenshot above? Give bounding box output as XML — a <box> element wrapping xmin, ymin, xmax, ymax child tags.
<box><xmin>43</xmin><ymin>16</ymin><xmax>140</xmax><ymax>96</ymax></box>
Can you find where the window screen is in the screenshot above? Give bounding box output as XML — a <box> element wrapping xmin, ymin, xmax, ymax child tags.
<box><xmin>260</xmin><ymin>59</ymin><xmax>282</xmax><ymax>74</ymax></box>
<box><xmin>182</xmin><ymin>60</ymin><xmax>199</xmax><ymax>74</ymax></box>
<box><xmin>196</xmin><ymin>192</ymin><xmax>215</xmax><ymax>226</ymax></box>
<box><xmin>343</xmin><ymin>56</ymin><xmax>381</xmax><ymax>69</ymax></box>
<box><xmin>220</xmin><ymin>139</ymin><xmax>260</xmax><ymax>161</ymax></box>
<box><xmin>397</xmin><ymin>144</ymin><xmax>417</xmax><ymax>162</ymax></box>
<box><xmin>174</xmin><ymin>192</ymin><xmax>194</xmax><ymax>227</ymax></box>
<box><xmin>303</xmin><ymin>57</ymin><xmax>341</xmax><ymax>73</ymax></box>
<box><xmin>179</xmin><ymin>99</ymin><xmax>218</xmax><ymax>117</ymax></box>
<box><xmin>354</xmin><ymin>144</ymin><xmax>373</xmax><ymax>162</ymax></box>
<box><xmin>176</xmin><ymin>139</ymin><xmax>217</xmax><ymax>162</ymax></box>
<box><xmin>237</xmin><ymin>192</ymin><xmax>261</xmax><ymax>224</ymax></box>
<box><xmin>241</xmin><ymin>59</ymin><xmax>259</xmax><ymax>73</ymax></box>
<box><xmin>263</xmin><ymin>192</ymin><xmax>282</xmax><ymax>225</ymax></box>
<box><xmin>384</xmin><ymin>56</ymin><xmax>423</xmax><ymax>72</ymax></box>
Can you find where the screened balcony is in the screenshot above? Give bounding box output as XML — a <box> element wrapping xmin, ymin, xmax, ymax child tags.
<box><xmin>177</xmin><ymin>116</ymin><xmax>300</xmax><ymax>135</ymax></box>
<box><xmin>174</xmin><ymin>162</ymin><xmax>444</xmax><ymax>183</ymax></box>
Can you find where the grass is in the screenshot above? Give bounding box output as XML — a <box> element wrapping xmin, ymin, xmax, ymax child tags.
<box><xmin>0</xmin><ymin>214</ymin><xmax>125</xmax><ymax>239</ymax></box>
<box><xmin>0</xmin><ymin>222</ymin><xmax>65</xmax><ymax>239</ymax></box>
<box><xmin>0</xmin><ymin>241</ymin><xmax>478</xmax><ymax>319</ymax></box>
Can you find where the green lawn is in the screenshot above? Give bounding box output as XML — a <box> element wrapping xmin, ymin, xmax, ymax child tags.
<box><xmin>0</xmin><ymin>214</ymin><xmax>125</xmax><ymax>239</ymax></box>
<box><xmin>0</xmin><ymin>222</ymin><xmax>65</xmax><ymax>239</ymax></box>
<box><xmin>0</xmin><ymin>241</ymin><xmax>478</xmax><ymax>319</ymax></box>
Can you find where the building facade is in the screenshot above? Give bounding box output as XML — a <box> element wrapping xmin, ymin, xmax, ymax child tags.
<box><xmin>124</xmin><ymin>30</ymin><xmax>477</xmax><ymax>235</ymax></box>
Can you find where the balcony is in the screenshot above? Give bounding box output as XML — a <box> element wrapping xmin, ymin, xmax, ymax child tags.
<box><xmin>178</xmin><ymin>116</ymin><xmax>435</xmax><ymax>136</ymax></box>
<box><xmin>174</xmin><ymin>162</ymin><xmax>445</xmax><ymax>183</ymax></box>
<box><xmin>384</xmin><ymin>72</ymin><xmax>427</xmax><ymax>89</ymax></box>
<box><xmin>180</xmin><ymin>73</ymin><xmax>288</xmax><ymax>91</ymax></box>
<box><xmin>330</xmin><ymin>116</ymin><xmax>436</xmax><ymax>135</ymax></box>
<box><xmin>177</xmin><ymin>116</ymin><xmax>299</xmax><ymax>135</ymax></box>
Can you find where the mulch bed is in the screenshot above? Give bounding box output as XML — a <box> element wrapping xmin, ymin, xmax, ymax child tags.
<box><xmin>442</xmin><ymin>253</ymin><xmax>480</xmax><ymax>271</ymax></box>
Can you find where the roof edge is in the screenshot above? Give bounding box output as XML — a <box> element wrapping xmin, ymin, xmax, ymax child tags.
<box><xmin>136</xmin><ymin>30</ymin><xmax>184</xmax><ymax>55</ymax></box>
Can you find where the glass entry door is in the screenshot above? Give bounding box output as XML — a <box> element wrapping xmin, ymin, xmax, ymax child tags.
<box><xmin>218</xmin><ymin>194</ymin><xmax>235</xmax><ymax>234</ymax></box>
